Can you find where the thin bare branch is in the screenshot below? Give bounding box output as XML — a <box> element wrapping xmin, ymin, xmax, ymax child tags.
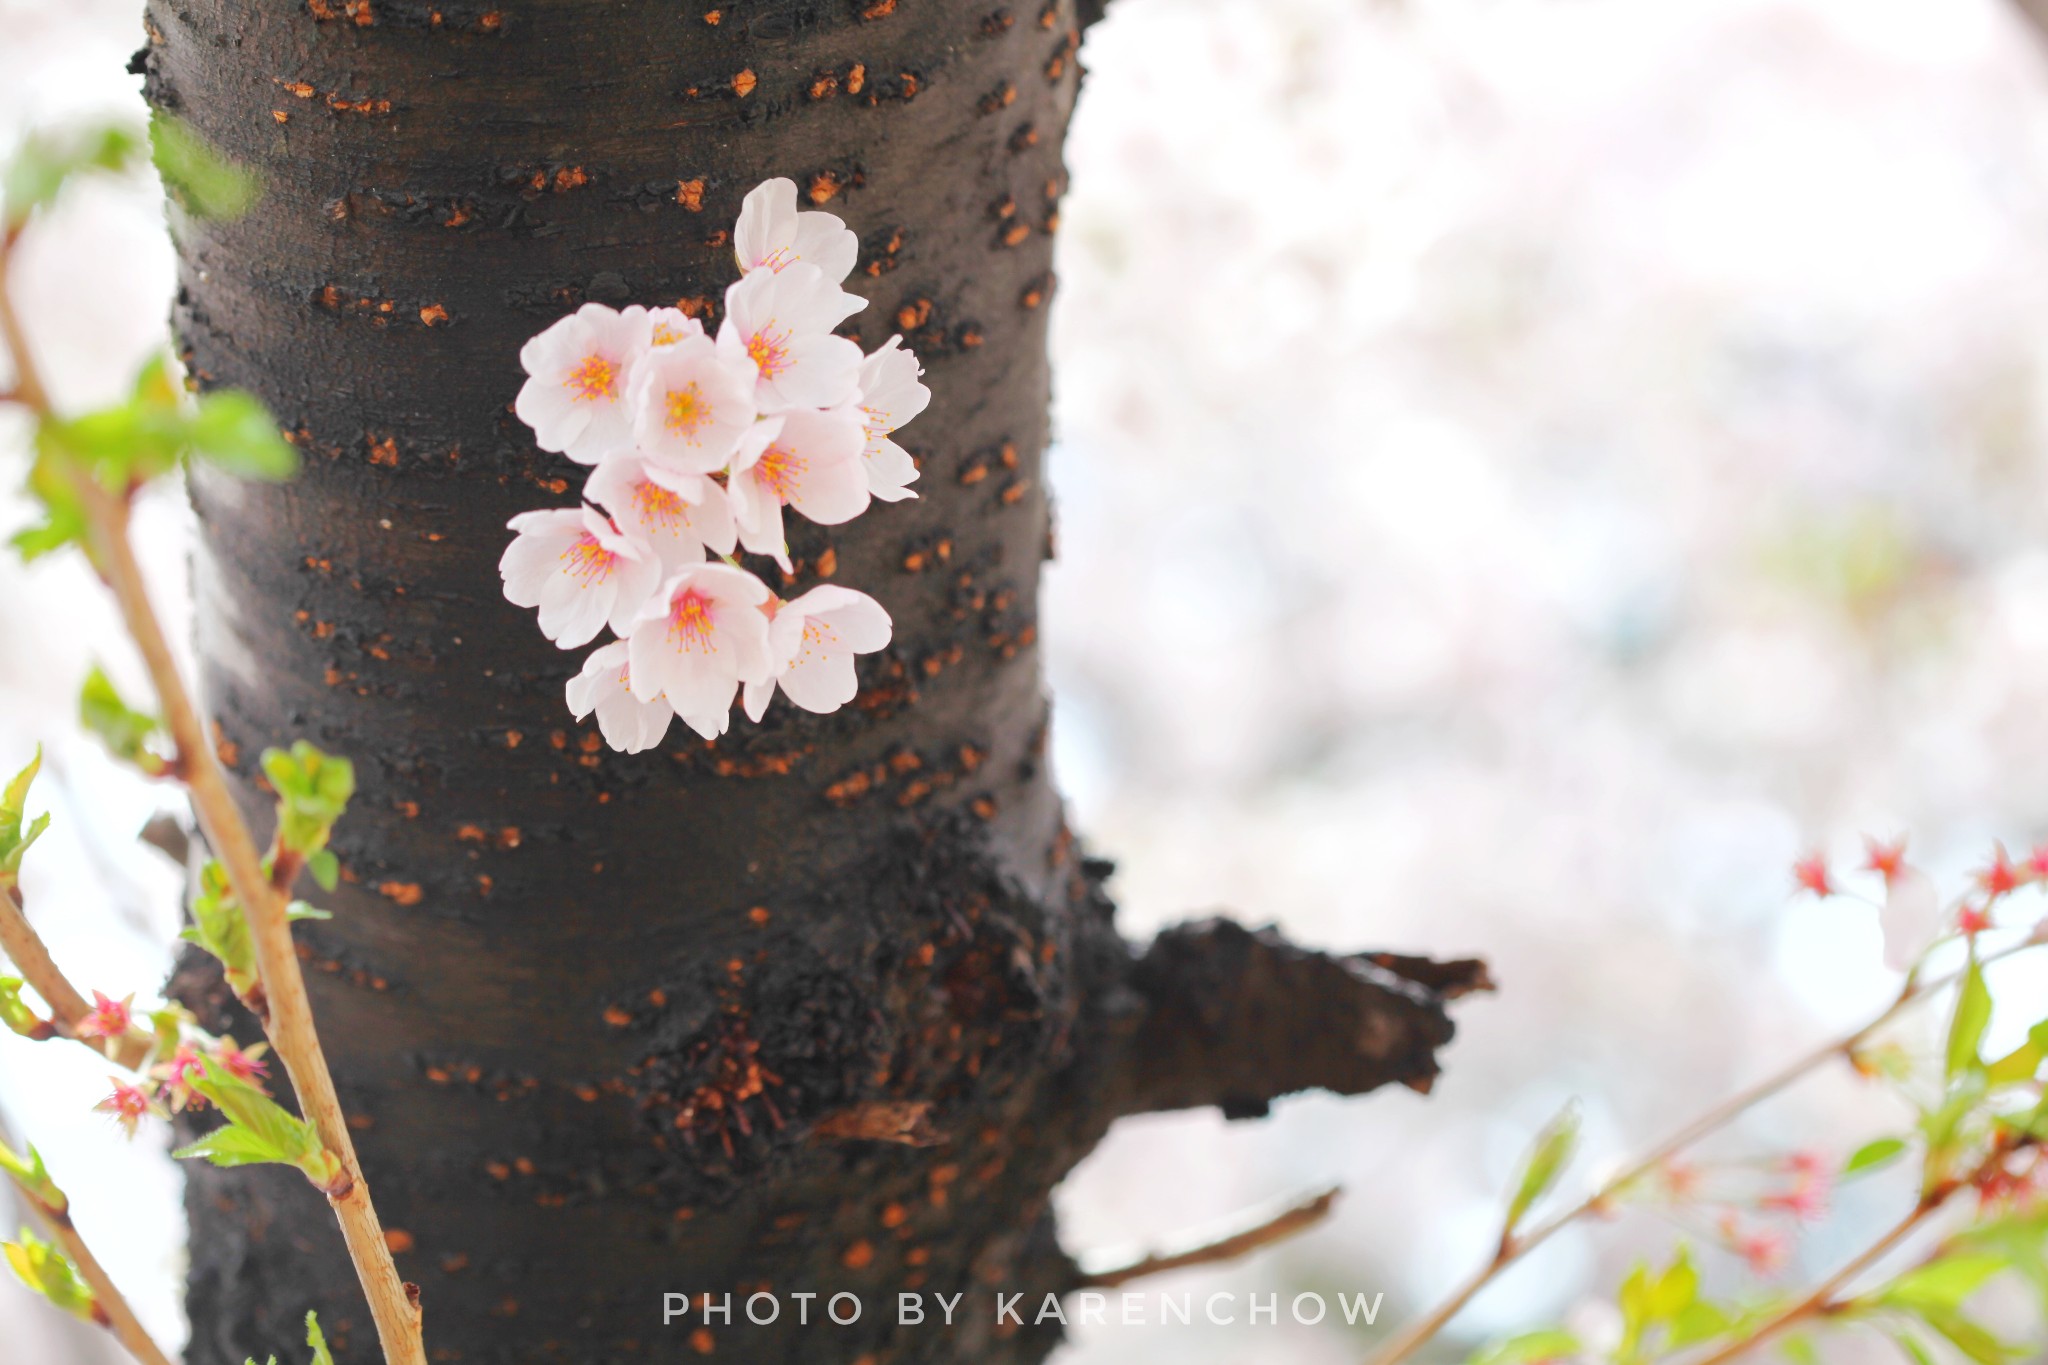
<box><xmin>1075</xmin><ymin>1186</ymin><xmax>1341</xmax><ymax>1289</ymax></box>
<box><xmin>0</xmin><ymin>886</ymin><xmax>153</xmax><ymax>1069</ymax></box>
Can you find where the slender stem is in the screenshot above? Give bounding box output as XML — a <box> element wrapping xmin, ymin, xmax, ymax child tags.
<box><xmin>1365</xmin><ymin>938</ymin><xmax>2040</xmax><ymax>1365</ymax></box>
<box><xmin>1683</xmin><ymin>1136</ymin><xmax>2026</xmax><ymax>1365</ymax></box>
<box><xmin>0</xmin><ymin>228</ymin><xmax>425</xmax><ymax>1364</ymax></box>
<box><xmin>0</xmin><ymin>225</ymin><xmax>51</xmax><ymax>413</ymax></box>
<box><xmin>70</xmin><ymin>475</ymin><xmax>426</xmax><ymax>1365</ymax></box>
<box><xmin>0</xmin><ymin>885</ymin><xmax>155</xmax><ymax>1069</ymax></box>
<box><xmin>5</xmin><ymin>1169</ymin><xmax>177</xmax><ymax>1365</ymax></box>
<box><xmin>1684</xmin><ymin>1199</ymin><xmax>1936</xmax><ymax>1365</ymax></box>
<box><xmin>1075</xmin><ymin>1187</ymin><xmax>1341</xmax><ymax>1290</ymax></box>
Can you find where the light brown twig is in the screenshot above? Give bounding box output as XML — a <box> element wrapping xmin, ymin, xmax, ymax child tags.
<box><xmin>1365</xmin><ymin>938</ymin><xmax>2041</xmax><ymax>1365</ymax></box>
<box><xmin>1</xmin><ymin>225</ymin><xmax>425</xmax><ymax>1365</ymax></box>
<box><xmin>1075</xmin><ymin>1186</ymin><xmax>1341</xmax><ymax>1289</ymax></box>
<box><xmin>0</xmin><ymin>885</ymin><xmax>154</xmax><ymax>1069</ymax></box>
<box><xmin>1</xmin><ymin>1117</ymin><xmax>176</xmax><ymax>1365</ymax></box>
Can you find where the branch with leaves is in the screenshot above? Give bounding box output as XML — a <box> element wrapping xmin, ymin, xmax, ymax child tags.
<box><xmin>1372</xmin><ymin>845</ymin><xmax>2048</xmax><ymax>1365</ymax></box>
<box><xmin>1</xmin><ymin>117</ymin><xmax>427</xmax><ymax>1364</ymax></box>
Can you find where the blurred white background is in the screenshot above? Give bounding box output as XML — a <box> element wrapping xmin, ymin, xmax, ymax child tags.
<box><xmin>6</xmin><ymin>0</ymin><xmax>2048</xmax><ymax>1361</ymax></box>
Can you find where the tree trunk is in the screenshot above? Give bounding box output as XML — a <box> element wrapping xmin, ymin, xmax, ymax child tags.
<box><xmin>136</xmin><ymin>3</ymin><xmax>1484</xmax><ymax>1361</ymax></box>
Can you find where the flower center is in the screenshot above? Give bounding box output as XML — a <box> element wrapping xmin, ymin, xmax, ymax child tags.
<box><xmin>561</xmin><ymin>534</ymin><xmax>617</xmax><ymax>584</ymax></box>
<box><xmin>755</xmin><ymin>444</ymin><xmax>802</xmax><ymax>501</ymax></box>
<box><xmin>633</xmin><ymin>479</ymin><xmax>687</xmax><ymax>531</ymax></box>
<box><xmin>651</xmin><ymin>321</ymin><xmax>685</xmax><ymax>346</ymax></box>
<box><xmin>746</xmin><ymin>326</ymin><xmax>792</xmax><ymax>379</ymax></box>
<box><xmin>667</xmin><ymin>589</ymin><xmax>717</xmax><ymax>654</ymax></box>
<box><xmin>665</xmin><ymin>382</ymin><xmax>709</xmax><ymax>438</ymax></box>
<box><xmin>565</xmin><ymin>353</ymin><xmax>617</xmax><ymax>402</ymax></box>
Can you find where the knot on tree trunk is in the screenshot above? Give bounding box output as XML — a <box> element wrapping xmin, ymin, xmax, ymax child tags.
<box><xmin>1103</xmin><ymin>918</ymin><xmax>1492</xmax><ymax>1121</ymax></box>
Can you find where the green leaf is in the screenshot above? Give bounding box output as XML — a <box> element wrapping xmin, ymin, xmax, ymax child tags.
<box><xmin>1844</xmin><ymin>1137</ymin><xmax>1909</xmax><ymax>1180</ymax></box>
<box><xmin>0</xmin><ymin>748</ymin><xmax>51</xmax><ymax>887</ymax></box>
<box><xmin>307</xmin><ymin>1311</ymin><xmax>334</xmax><ymax>1365</ymax></box>
<box><xmin>189</xmin><ymin>391</ymin><xmax>298</xmax><ymax>481</ymax></box>
<box><xmin>0</xmin><ymin>1140</ymin><xmax>63</xmax><ymax>1213</ymax></box>
<box><xmin>1888</xmin><ymin>1331</ymin><xmax>1939</xmax><ymax>1365</ymax></box>
<box><xmin>172</xmin><ymin>1124</ymin><xmax>296</xmax><ymax>1169</ymax></box>
<box><xmin>181</xmin><ymin>1055</ymin><xmax>344</xmax><ymax>1192</ymax></box>
<box><xmin>3</xmin><ymin>1230</ymin><xmax>97</xmax><ymax>1322</ymax></box>
<box><xmin>182</xmin><ymin>859</ymin><xmax>259</xmax><ymax>997</ymax></box>
<box><xmin>1504</xmin><ymin>1101</ymin><xmax>1580</xmax><ymax>1234</ymax></box>
<box><xmin>262</xmin><ymin>742</ymin><xmax>355</xmax><ymax>875</ymax></box>
<box><xmin>1779</xmin><ymin>1335</ymin><xmax>1821</xmax><ymax>1365</ymax></box>
<box><xmin>1916</xmin><ymin>1305</ymin><xmax>2013</xmax><ymax>1365</ymax></box>
<box><xmin>149</xmin><ymin>112</ymin><xmax>258</xmax><ymax>220</ymax></box>
<box><xmin>11</xmin><ymin>444</ymin><xmax>87</xmax><ymax>560</ymax></box>
<box><xmin>2</xmin><ymin>121</ymin><xmax>144</xmax><ymax>228</ymax></box>
<box><xmin>1946</xmin><ymin>954</ymin><xmax>1993</xmax><ymax>1082</ymax></box>
<box><xmin>0</xmin><ymin>977</ymin><xmax>48</xmax><ymax>1039</ymax></box>
<box><xmin>1879</xmin><ymin>1254</ymin><xmax>2010</xmax><ymax>1311</ymax></box>
<box><xmin>78</xmin><ymin>666</ymin><xmax>169</xmax><ymax>774</ymax></box>
<box><xmin>1467</xmin><ymin>1329</ymin><xmax>1582</xmax><ymax>1365</ymax></box>
<box><xmin>304</xmin><ymin>849</ymin><xmax>339</xmax><ymax>893</ymax></box>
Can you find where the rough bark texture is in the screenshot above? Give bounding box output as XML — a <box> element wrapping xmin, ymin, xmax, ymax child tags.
<box><xmin>136</xmin><ymin>3</ymin><xmax>1486</xmax><ymax>1361</ymax></box>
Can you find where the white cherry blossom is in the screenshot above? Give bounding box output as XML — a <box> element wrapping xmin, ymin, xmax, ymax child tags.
<box><xmin>717</xmin><ymin>262</ymin><xmax>864</xmax><ymax>412</ymax></box>
<box><xmin>627</xmin><ymin>563</ymin><xmax>773</xmax><ymax>727</ymax></box>
<box><xmin>626</xmin><ymin>334</ymin><xmax>757</xmax><ymax>474</ymax></box>
<box><xmin>734</xmin><ymin>178</ymin><xmax>860</xmax><ymax>283</ymax></box>
<box><xmin>514</xmin><ymin>303</ymin><xmax>652</xmax><ymax>464</ymax></box>
<box><xmin>585</xmin><ymin>455</ymin><xmax>737</xmax><ymax>569</ymax></box>
<box><xmin>855</xmin><ymin>334</ymin><xmax>929</xmax><ymax>502</ymax></box>
<box><xmin>566</xmin><ymin>641</ymin><xmax>673</xmax><ymax>754</ymax></box>
<box><xmin>727</xmin><ymin>408</ymin><xmax>869</xmax><ymax>571</ymax></box>
<box><xmin>744</xmin><ymin>586</ymin><xmax>893</xmax><ymax>720</ymax></box>
<box><xmin>634</xmin><ymin>304</ymin><xmax>706</xmax><ymax>348</ymax></box>
<box><xmin>500</xmin><ymin>506</ymin><xmax>663</xmax><ymax>648</ymax></box>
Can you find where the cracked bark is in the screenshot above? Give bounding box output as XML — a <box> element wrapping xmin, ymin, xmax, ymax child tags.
<box><xmin>137</xmin><ymin>2</ymin><xmax>1487</xmax><ymax>1361</ymax></box>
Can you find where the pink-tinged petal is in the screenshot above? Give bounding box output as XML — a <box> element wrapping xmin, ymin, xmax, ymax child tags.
<box><xmin>675</xmin><ymin>701</ymin><xmax>733</xmax><ymax>742</ymax></box>
<box><xmin>857</xmin><ymin>335</ymin><xmax>930</xmax><ymax>436</ymax></box>
<box><xmin>762</xmin><ymin>333</ymin><xmax>863</xmax><ymax>411</ymax></box>
<box><xmin>499</xmin><ymin>532</ymin><xmax>572</xmax><ymax>608</ymax></box>
<box><xmin>771</xmin><ymin>407</ymin><xmax>868</xmax><ymax>525</ymax></box>
<box><xmin>736</xmin><ymin>179</ymin><xmax>861</xmax><ymax>283</ymax></box>
<box><xmin>604</xmin><ymin>552</ymin><xmax>666</xmax><ymax>637</ymax></box>
<box><xmin>566</xmin><ymin>641</ymin><xmax>633</xmax><ymax>720</ymax></box>
<box><xmin>513</xmin><ymin>376</ymin><xmax>590</xmax><ymax>453</ymax></box>
<box><xmin>741</xmin><ymin>675</ymin><xmax>778</xmax><ymax>723</ymax></box>
<box><xmin>596</xmin><ymin>689</ymin><xmax>672</xmax><ymax>753</ymax></box>
<box><xmin>809</xmin><ymin>590</ymin><xmax>893</xmax><ymax>653</ymax></box>
<box><xmin>863</xmin><ymin>436</ymin><xmax>920</xmax><ymax>501</ymax></box>
<box><xmin>733</xmin><ymin>495</ymin><xmax>790</xmax><ymax>571</ymax></box>
<box><xmin>537</xmin><ymin>566</ymin><xmax>614</xmax><ymax>648</ymax></box>
<box><xmin>779</xmin><ymin>646</ymin><xmax>861</xmax><ymax>714</ymax></box>
<box><xmin>683</xmin><ymin>478</ymin><xmax>739</xmax><ymax>557</ymax></box>
<box><xmin>735</xmin><ymin>178</ymin><xmax>799</xmax><ymax>273</ymax></box>
<box><xmin>791</xmin><ymin>211</ymin><xmax>859</xmax><ymax>285</ymax></box>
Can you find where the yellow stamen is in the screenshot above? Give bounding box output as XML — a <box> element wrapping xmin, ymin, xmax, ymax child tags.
<box><xmin>665</xmin><ymin>382</ymin><xmax>709</xmax><ymax>439</ymax></box>
<box><xmin>565</xmin><ymin>353</ymin><xmax>617</xmax><ymax>402</ymax></box>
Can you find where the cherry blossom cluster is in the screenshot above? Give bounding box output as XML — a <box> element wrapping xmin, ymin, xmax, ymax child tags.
<box><xmin>500</xmin><ymin>179</ymin><xmax>928</xmax><ymax>752</ymax></box>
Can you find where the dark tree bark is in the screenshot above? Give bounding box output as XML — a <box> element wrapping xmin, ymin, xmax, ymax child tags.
<box><xmin>135</xmin><ymin>3</ymin><xmax>1486</xmax><ymax>1361</ymax></box>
